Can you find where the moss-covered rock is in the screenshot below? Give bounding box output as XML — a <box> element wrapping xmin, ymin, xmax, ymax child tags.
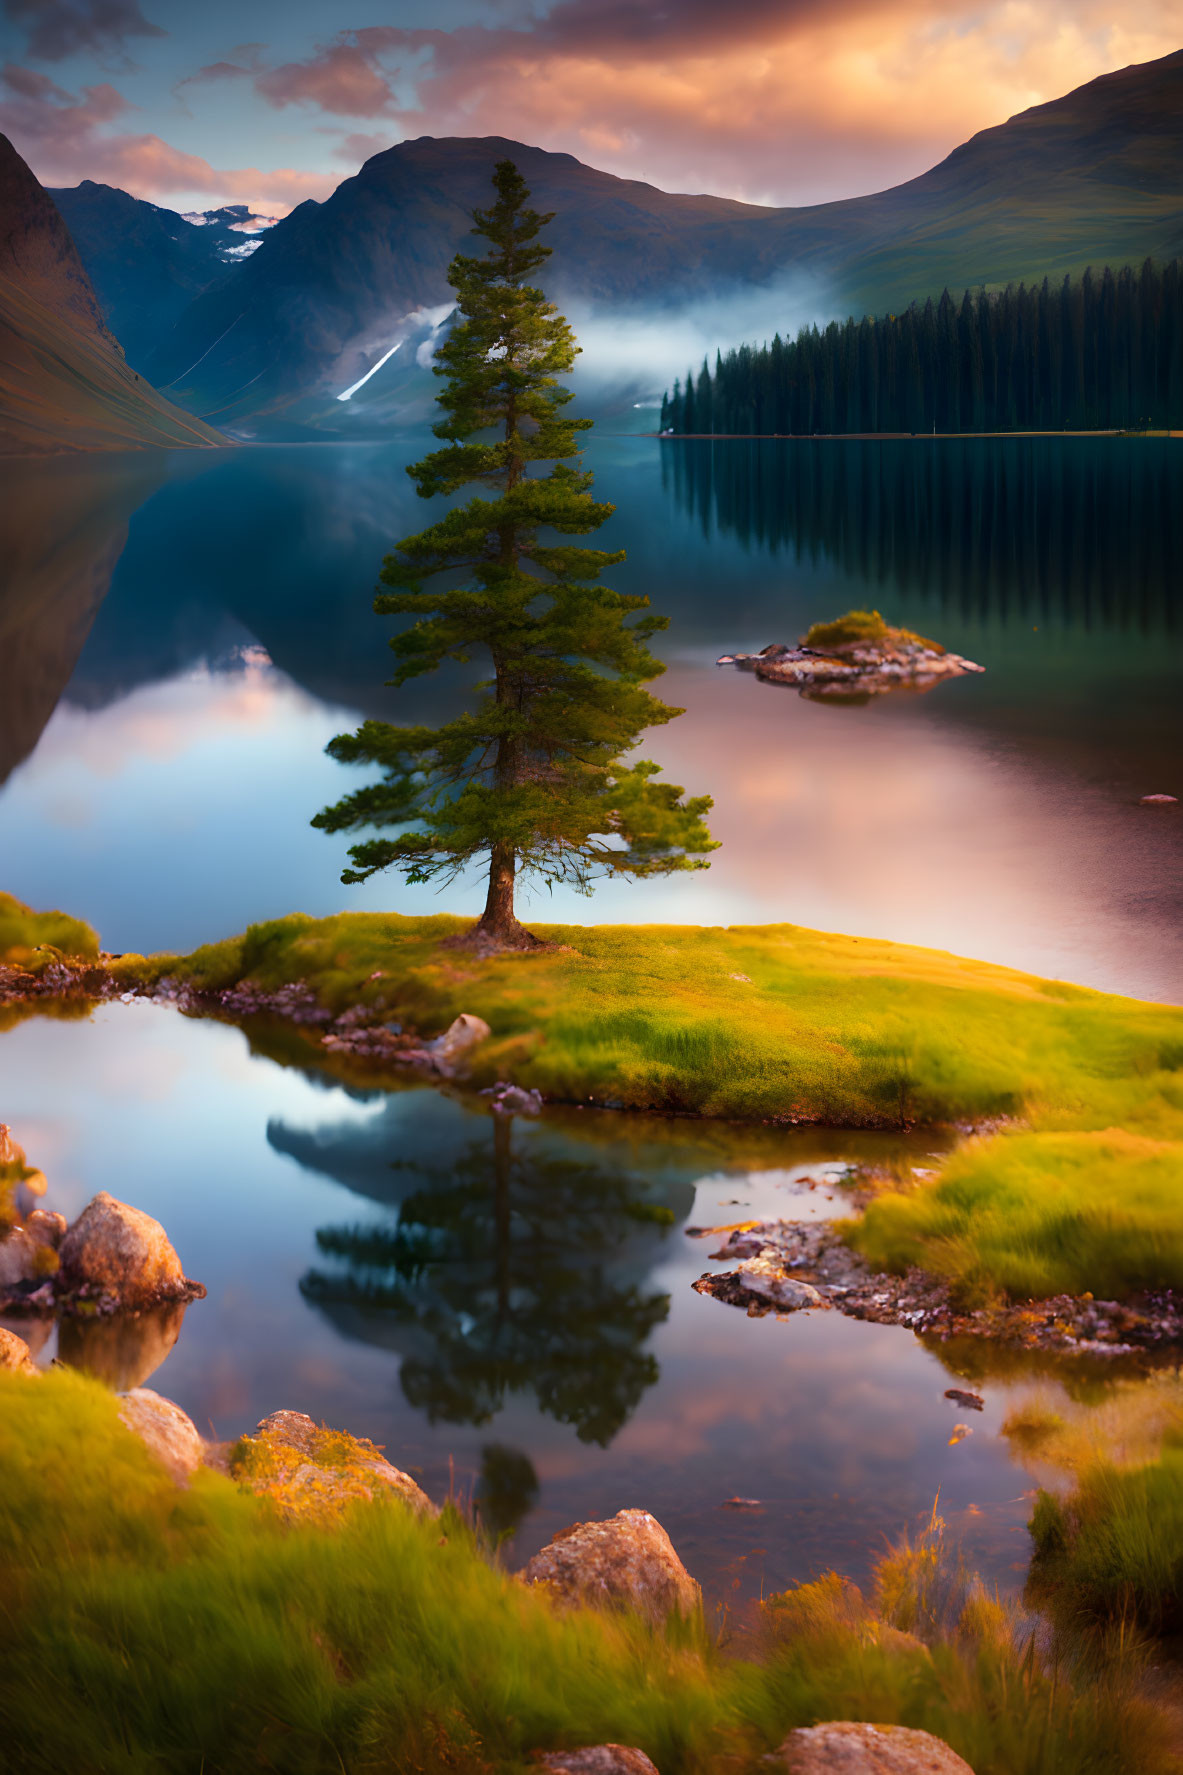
<box><xmin>230</xmin><ymin>1409</ymin><xmax>435</xmax><ymax>1523</ymax></box>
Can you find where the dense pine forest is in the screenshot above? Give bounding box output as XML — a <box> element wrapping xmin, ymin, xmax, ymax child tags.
<box><xmin>661</xmin><ymin>261</ymin><xmax>1183</xmax><ymax>435</ymax></box>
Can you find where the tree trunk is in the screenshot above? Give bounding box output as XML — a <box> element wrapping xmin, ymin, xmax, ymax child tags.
<box><xmin>471</xmin><ymin>841</ymin><xmax>541</xmax><ymax>949</ymax></box>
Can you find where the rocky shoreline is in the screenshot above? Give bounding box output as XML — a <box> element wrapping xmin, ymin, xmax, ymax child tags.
<box><xmin>1</xmin><ymin>1325</ymin><xmax>973</xmax><ymax>1775</ymax></box>
<box><xmin>1</xmin><ymin>956</ymin><xmax>497</xmax><ymax>1081</ymax></box>
<box><xmin>691</xmin><ymin>1217</ymin><xmax>1183</xmax><ymax>1356</ymax></box>
<box><xmin>8</xmin><ymin>962</ymin><xmax>1183</xmax><ymax>1364</ymax></box>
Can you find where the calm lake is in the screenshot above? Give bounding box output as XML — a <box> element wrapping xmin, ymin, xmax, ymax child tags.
<box><xmin>1</xmin><ymin>434</ymin><xmax>1180</xmax><ymax>1606</ymax></box>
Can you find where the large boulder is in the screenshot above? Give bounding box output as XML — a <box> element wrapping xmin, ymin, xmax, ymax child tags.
<box><xmin>58</xmin><ymin>1192</ymin><xmax>201</xmax><ymax>1306</ymax></box>
<box><xmin>536</xmin><ymin>1750</ymin><xmax>659</xmax><ymax>1774</ymax></box>
<box><xmin>117</xmin><ymin>1387</ymin><xmax>206</xmax><ymax>1481</ymax></box>
<box><xmin>0</xmin><ymin>1326</ymin><xmax>37</xmax><ymax>1373</ymax></box>
<box><xmin>231</xmin><ymin>1409</ymin><xmax>435</xmax><ymax>1523</ymax></box>
<box><xmin>773</xmin><ymin>1723</ymin><xmax>975</xmax><ymax>1774</ymax></box>
<box><xmin>521</xmin><ymin>1509</ymin><xmax>701</xmax><ymax>1625</ymax></box>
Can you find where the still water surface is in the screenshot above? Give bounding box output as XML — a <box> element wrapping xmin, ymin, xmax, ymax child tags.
<box><xmin>1</xmin><ymin>435</ymin><xmax>1180</xmax><ymax>1607</ymax></box>
<box><xmin>0</xmin><ymin>435</ymin><xmax>1179</xmax><ymax>995</ymax></box>
<box><xmin>6</xmin><ymin>1000</ymin><xmax>1052</xmax><ymax>1607</ymax></box>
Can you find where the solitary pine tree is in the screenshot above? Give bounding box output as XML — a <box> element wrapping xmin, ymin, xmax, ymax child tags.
<box><xmin>314</xmin><ymin>160</ymin><xmax>715</xmax><ymax>948</ymax></box>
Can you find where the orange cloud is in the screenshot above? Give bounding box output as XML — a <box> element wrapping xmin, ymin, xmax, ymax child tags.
<box><xmin>381</xmin><ymin>0</ymin><xmax>1183</xmax><ymax>201</ymax></box>
<box><xmin>8</xmin><ymin>0</ymin><xmax>1183</xmax><ymax>211</ymax></box>
<box><xmin>0</xmin><ymin>63</ymin><xmax>336</xmax><ymax>211</ymax></box>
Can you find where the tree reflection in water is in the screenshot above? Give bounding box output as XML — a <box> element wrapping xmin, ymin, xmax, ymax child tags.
<box><xmin>300</xmin><ymin>1113</ymin><xmax>673</xmax><ymax>1445</ymax></box>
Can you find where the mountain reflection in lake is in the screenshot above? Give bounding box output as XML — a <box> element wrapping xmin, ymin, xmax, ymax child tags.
<box><xmin>0</xmin><ymin>435</ymin><xmax>1179</xmax><ymax>997</ymax></box>
<box><xmin>4</xmin><ymin>999</ymin><xmax>1064</xmax><ymax>1607</ymax></box>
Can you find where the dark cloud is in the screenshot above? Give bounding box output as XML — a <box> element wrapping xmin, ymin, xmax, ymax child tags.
<box><xmin>2</xmin><ymin>0</ymin><xmax>165</xmax><ymax>66</ymax></box>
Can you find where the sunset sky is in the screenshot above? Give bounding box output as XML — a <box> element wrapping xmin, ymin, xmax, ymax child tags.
<box><xmin>2</xmin><ymin>0</ymin><xmax>1182</xmax><ymax>214</ymax></box>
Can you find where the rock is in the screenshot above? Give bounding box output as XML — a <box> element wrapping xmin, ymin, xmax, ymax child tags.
<box><xmin>0</xmin><ymin>1228</ymin><xmax>36</xmax><ymax>1289</ymax></box>
<box><xmin>735</xmin><ymin>1255</ymin><xmax>826</xmax><ymax>1311</ymax></box>
<box><xmin>58</xmin><ymin>1300</ymin><xmax>187</xmax><ymax>1390</ymax></box>
<box><xmin>521</xmin><ymin>1509</ymin><xmax>701</xmax><ymax>1625</ymax></box>
<box><xmin>1139</xmin><ymin>793</ymin><xmax>1178</xmax><ymax>805</ymax></box>
<box><xmin>0</xmin><ymin>1325</ymin><xmax>37</xmax><ymax>1373</ymax></box>
<box><xmin>58</xmin><ymin>1192</ymin><xmax>202</xmax><ymax>1306</ymax></box>
<box><xmin>118</xmin><ymin>1387</ymin><xmax>206</xmax><ymax>1481</ymax></box>
<box><xmin>26</xmin><ymin>1207</ymin><xmax>65</xmax><ymax>1244</ymax></box>
<box><xmin>0</xmin><ymin>1313</ymin><xmax>51</xmax><ymax>1359</ymax></box>
<box><xmin>773</xmin><ymin>1722</ymin><xmax>975</xmax><ymax>1773</ymax></box>
<box><xmin>535</xmin><ymin>1749</ymin><xmax>660</xmax><ymax>1774</ymax></box>
<box><xmin>720</xmin><ymin>636</ymin><xmax>984</xmax><ymax>703</ymax></box>
<box><xmin>0</xmin><ymin>1209</ymin><xmax>62</xmax><ymax>1291</ymax></box>
<box><xmin>484</xmin><ymin>1082</ymin><xmax>543</xmax><ymax>1115</ymax></box>
<box><xmin>232</xmin><ymin>1409</ymin><xmax>435</xmax><ymax>1522</ymax></box>
<box><xmin>429</xmin><ymin>1012</ymin><xmax>491</xmax><ymax>1067</ymax></box>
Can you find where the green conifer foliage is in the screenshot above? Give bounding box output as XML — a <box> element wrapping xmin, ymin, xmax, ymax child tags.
<box><xmin>314</xmin><ymin>161</ymin><xmax>715</xmax><ymax>948</ymax></box>
<box><xmin>665</xmin><ymin>260</ymin><xmax>1183</xmax><ymax>436</ymax></box>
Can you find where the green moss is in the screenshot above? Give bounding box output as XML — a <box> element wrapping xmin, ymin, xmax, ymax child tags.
<box><xmin>847</xmin><ymin>1129</ymin><xmax>1183</xmax><ymax>1303</ymax></box>
<box><xmin>0</xmin><ymin>891</ymin><xmax>99</xmax><ymax>963</ymax></box>
<box><xmin>801</xmin><ymin>609</ymin><xmax>942</xmax><ymax>652</ymax></box>
<box><xmin>0</xmin><ymin>1368</ymin><xmax>1173</xmax><ymax>1774</ymax></box>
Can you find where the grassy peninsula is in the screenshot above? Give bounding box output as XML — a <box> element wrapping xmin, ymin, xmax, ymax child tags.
<box><xmin>6</xmin><ymin>889</ymin><xmax>1183</xmax><ymax>1310</ymax></box>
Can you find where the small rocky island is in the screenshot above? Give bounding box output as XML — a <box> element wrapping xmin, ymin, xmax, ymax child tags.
<box><xmin>718</xmin><ymin>608</ymin><xmax>984</xmax><ymax>701</ymax></box>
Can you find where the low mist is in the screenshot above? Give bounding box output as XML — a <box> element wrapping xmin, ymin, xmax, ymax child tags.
<box><xmin>559</xmin><ymin>272</ymin><xmax>833</xmax><ymax>415</ymax></box>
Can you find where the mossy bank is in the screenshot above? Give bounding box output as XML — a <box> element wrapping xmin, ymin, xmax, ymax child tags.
<box><xmin>4</xmin><ymin>893</ymin><xmax>1183</xmax><ymax>1310</ymax></box>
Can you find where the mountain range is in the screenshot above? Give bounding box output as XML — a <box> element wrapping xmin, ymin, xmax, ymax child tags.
<box><xmin>6</xmin><ymin>47</ymin><xmax>1183</xmax><ymax>444</ymax></box>
<box><xmin>45</xmin><ymin>185</ymin><xmax>275</xmax><ymax>372</ymax></box>
<box><xmin>0</xmin><ymin>134</ymin><xmax>227</xmax><ymax>455</ymax></box>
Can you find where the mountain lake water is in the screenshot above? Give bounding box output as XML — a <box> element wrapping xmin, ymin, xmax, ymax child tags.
<box><xmin>1</xmin><ymin>433</ymin><xmax>1181</xmax><ymax>1609</ymax></box>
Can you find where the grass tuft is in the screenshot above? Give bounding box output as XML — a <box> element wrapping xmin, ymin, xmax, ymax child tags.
<box><xmin>847</xmin><ymin>1129</ymin><xmax>1183</xmax><ymax>1303</ymax></box>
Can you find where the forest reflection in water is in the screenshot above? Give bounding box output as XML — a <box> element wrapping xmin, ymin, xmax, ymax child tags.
<box><xmin>661</xmin><ymin>435</ymin><xmax>1182</xmax><ymax>635</ymax></box>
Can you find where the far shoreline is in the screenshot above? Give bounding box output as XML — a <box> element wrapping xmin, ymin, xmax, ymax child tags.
<box><xmin>647</xmin><ymin>427</ymin><xmax>1183</xmax><ymax>440</ymax></box>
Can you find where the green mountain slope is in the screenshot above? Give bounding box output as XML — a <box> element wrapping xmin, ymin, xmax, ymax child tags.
<box><xmin>818</xmin><ymin>46</ymin><xmax>1183</xmax><ymax>308</ymax></box>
